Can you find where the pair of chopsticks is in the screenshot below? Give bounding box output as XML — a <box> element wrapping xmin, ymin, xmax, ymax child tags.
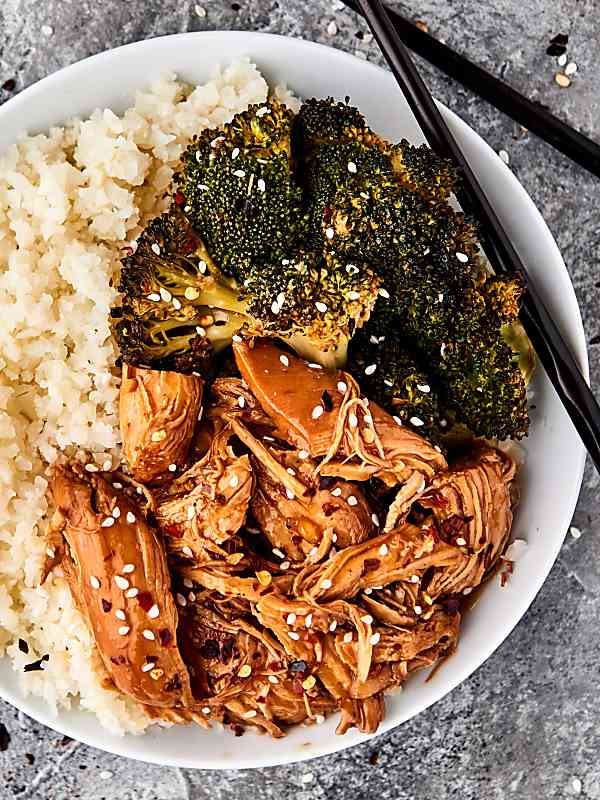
<box><xmin>342</xmin><ymin>0</ymin><xmax>600</xmax><ymax>179</ymax></box>
<box><xmin>356</xmin><ymin>0</ymin><xmax>600</xmax><ymax>472</ymax></box>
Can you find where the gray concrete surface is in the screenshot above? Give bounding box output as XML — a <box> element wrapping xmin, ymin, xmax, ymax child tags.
<box><xmin>0</xmin><ymin>1</ymin><xmax>599</xmax><ymax>798</ymax></box>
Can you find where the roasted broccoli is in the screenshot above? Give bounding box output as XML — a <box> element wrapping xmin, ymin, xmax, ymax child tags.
<box><xmin>390</xmin><ymin>139</ymin><xmax>459</xmax><ymax>206</ymax></box>
<box><xmin>174</xmin><ymin>101</ymin><xmax>308</xmax><ymax>283</ymax></box>
<box><xmin>113</xmin><ymin>208</ymin><xmax>380</xmax><ymax>372</ymax></box>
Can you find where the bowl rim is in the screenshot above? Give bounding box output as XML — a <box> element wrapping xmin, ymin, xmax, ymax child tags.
<box><xmin>0</xmin><ymin>29</ymin><xmax>587</xmax><ymax>769</ymax></box>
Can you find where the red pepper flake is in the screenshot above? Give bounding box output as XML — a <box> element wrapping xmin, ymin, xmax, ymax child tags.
<box><xmin>110</xmin><ymin>655</ymin><xmax>127</xmax><ymax>666</ymax></box>
<box><xmin>323</xmin><ymin>206</ymin><xmax>332</xmax><ymax>222</ymax></box>
<box><xmin>174</xmin><ymin>191</ymin><xmax>186</xmax><ymax>206</ymax></box>
<box><xmin>163</xmin><ymin>523</ymin><xmax>183</xmax><ymax>539</ymax></box>
<box><xmin>101</xmin><ymin>599</ymin><xmax>112</xmax><ymax>613</ymax></box>
<box><xmin>292</xmin><ymin>678</ymin><xmax>305</xmax><ymax>696</ymax></box>
<box><xmin>364</xmin><ymin>558</ymin><xmax>381</xmax><ymax>572</ymax></box>
<box><xmin>158</xmin><ymin>628</ymin><xmax>173</xmax><ymax>646</ymax></box>
<box><xmin>137</xmin><ymin>591</ymin><xmax>153</xmax><ymax>611</ymax></box>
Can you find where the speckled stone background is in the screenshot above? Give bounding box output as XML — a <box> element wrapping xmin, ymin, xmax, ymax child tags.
<box><xmin>0</xmin><ymin>1</ymin><xmax>599</xmax><ymax>798</ymax></box>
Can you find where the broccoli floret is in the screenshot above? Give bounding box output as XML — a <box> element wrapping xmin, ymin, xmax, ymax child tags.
<box><xmin>113</xmin><ymin>209</ymin><xmax>380</xmax><ymax>372</ymax></box>
<box><xmin>174</xmin><ymin>101</ymin><xmax>308</xmax><ymax>283</ymax></box>
<box><xmin>390</xmin><ymin>140</ymin><xmax>459</xmax><ymax>206</ymax></box>
<box><xmin>242</xmin><ymin>250</ymin><xmax>381</xmax><ymax>367</ymax></box>
<box><xmin>113</xmin><ymin>209</ymin><xmax>249</xmax><ymax>372</ymax></box>
<box><xmin>294</xmin><ymin>97</ymin><xmax>388</xmax><ymax>153</ymax></box>
<box><xmin>326</xmin><ymin>178</ymin><xmax>529</xmax><ymax>440</ymax></box>
<box><xmin>348</xmin><ymin>300</ymin><xmax>448</xmax><ymax>437</ymax></box>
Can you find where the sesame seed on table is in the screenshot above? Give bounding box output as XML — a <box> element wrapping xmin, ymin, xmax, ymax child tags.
<box><xmin>0</xmin><ymin>0</ymin><xmax>598</xmax><ymax>798</ymax></box>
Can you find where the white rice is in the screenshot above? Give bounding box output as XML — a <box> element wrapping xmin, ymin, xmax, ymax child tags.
<box><xmin>0</xmin><ymin>59</ymin><xmax>299</xmax><ymax>734</ymax></box>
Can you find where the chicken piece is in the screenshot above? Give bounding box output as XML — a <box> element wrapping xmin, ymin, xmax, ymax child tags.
<box><xmin>177</xmin><ymin>602</ymin><xmax>335</xmax><ymax>736</ymax></box>
<box><xmin>233</xmin><ymin>340</ymin><xmax>446</xmax><ymax>487</ymax></box>
<box><xmin>298</xmin><ymin>524</ymin><xmax>462</xmax><ymax>603</ymax></box>
<box><xmin>46</xmin><ymin>463</ymin><xmax>193</xmax><ymax>709</ymax></box>
<box><xmin>419</xmin><ymin>445</ymin><xmax>517</xmax><ymax>598</ymax></box>
<box><xmin>120</xmin><ymin>364</ymin><xmax>202</xmax><ymax>485</ymax></box>
<box><xmin>231</xmin><ymin>421</ymin><xmax>373</xmax><ymax>560</ymax></box>
<box><xmin>155</xmin><ymin>424</ymin><xmax>253</xmax><ymax>560</ymax></box>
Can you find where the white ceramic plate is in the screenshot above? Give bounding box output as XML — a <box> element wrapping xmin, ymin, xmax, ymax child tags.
<box><xmin>0</xmin><ymin>31</ymin><xmax>587</xmax><ymax>769</ymax></box>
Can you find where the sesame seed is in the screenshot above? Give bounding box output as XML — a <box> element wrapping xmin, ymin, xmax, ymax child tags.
<box><xmin>90</xmin><ymin>576</ymin><xmax>100</xmax><ymax>589</ymax></box>
<box><xmin>186</xmin><ymin>506</ymin><xmax>196</xmax><ymax>522</ymax></box>
<box><xmin>302</xmin><ymin>675</ymin><xmax>316</xmax><ymax>690</ymax></box>
<box><xmin>378</xmin><ymin>288</ymin><xmax>390</xmax><ymax>299</ymax></box>
<box><xmin>379</xmin><ymin>543</ymin><xmax>389</xmax><ymax>556</ymax></box>
<box><xmin>271</xmin><ymin>300</ymin><xmax>280</xmax><ymax>314</ymax></box>
<box><xmin>456</xmin><ymin>252</ymin><xmax>469</xmax><ymax>263</ymax></box>
<box><xmin>244</xmin><ymin>709</ymin><xmax>257</xmax><ymax>719</ymax></box>
<box><xmin>151</xmin><ymin>243</ymin><xmax>161</xmax><ymax>256</ymax></box>
<box><xmin>198</xmin><ymin>260</ymin><xmax>207</xmax><ymax>274</ymax></box>
<box><xmin>321</xmin><ymin>579</ymin><xmax>332</xmax><ymax>590</ymax></box>
<box><xmin>182</xmin><ymin>546</ymin><xmax>193</xmax><ymax>557</ymax></box>
<box><xmin>336</xmin><ymin>381</ymin><xmax>348</xmax><ymax>394</ymax></box>
<box><xmin>309</xmin><ymin>546</ymin><xmax>318</xmax><ymax>557</ymax></box>
<box><xmin>102</xmin><ymin>460</ymin><xmax>112</xmax><ymax>472</ymax></box>
<box><xmin>325</xmin><ymin>228</ymin><xmax>335</xmax><ymax>240</ymax></box>
<box><xmin>410</xmin><ymin>416</ymin><xmax>425</xmax><ymax>427</ymax></box>
<box><xmin>112</xmin><ymin>506</ymin><xmax>121</xmax><ymax>519</ymax></box>
<box><xmin>305</xmin><ymin>613</ymin><xmax>313</xmax><ymax>628</ymax></box>
<box><xmin>284</xmin><ymin>488</ymin><xmax>295</xmax><ymax>501</ymax></box>
<box><xmin>456</xmin><ymin>537</ymin><xmax>467</xmax><ymax>546</ymax></box>
<box><xmin>198</xmin><ymin>183</ymin><xmax>209</xmax><ymax>190</ymax></box>
<box><xmin>256</xmin><ymin>106</ymin><xmax>269</xmax><ymax>117</ymax></box>
<box><xmin>268</xmin><ymin>674</ymin><xmax>279</xmax><ymax>684</ymax></box>
<box><xmin>277</xmin><ymin>291</ymin><xmax>286</xmax><ymax>307</ymax></box>
<box><xmin>168</xmin><ymin>463</ymin><xmax>177</xmax><ymax>472</ymax></box>
<box><xmin>393</xmin><ymin>415</ymin><xmax>403</xmax><ymax>426</ymax></box>
<box><xmin>414</xmin><ymin>605</ymin><xmax>423</xmax><ymax>615</ymax></box>
<box><xmin>232</xmin><ymin>334</ymin><xmax>242</xmax><ymax>344</ymax></box>
<box><xmin>126</xmin><ymin>512</ymin><xmax>136</xmax><ymax>524</ymax></box>
<box><xmin>188</xmin><ymin>592</ymin><xmax>196</xmax><ymax>602</ymax></box>
<box><xmin>347</xmin><ymin>161</ymin><xmax>357</xmax><ymax>173</ymax></box>
<box><xmin>280</xmin><ymin>561</ymin><xmax>291</xmax><ymax>570</ymax></box>
<box><xmin>125</xmin><ymin>587</ymin><xmax>139</xmax><ymax>598</ymax></box>
<box><xmin>272</xmin><ymin>548</ymin><xmax>285</xmax><ymax>559</ymax></box>
<box><xmin>85</xmin><ymin>463</ymin><xmax>99</xmax><ymax>473</ymax></box>
<box><xmin>257</xmin><ymin>178</ymin><xmax>266</xmax><ymax>192</ymax></box>
<box><xmin>159</xmin><ymin>287</ymin><xmax>172</xmax><ymax>302</ymax></box>
<box><xmin>151</xmin><ymin>429</ymin><xmax>166</xmax><ymax>442</ymax></box>
<box><xmin>316</xmin><ymin>714</ymin><xmax>326</xmax><ymax>724</ymax></box>
<box><xmin>308</xmin><ymin>363</ymin><xmax>323</xmax><ymax>371</ymax></box>
<box><xmin>565</xmin><ymin>61</ymin><xmax>578</xmax><ymax>76</ymax></box>
<box><xmin>417</xmin><ymin>384</ymin><xmax>431</xmax><ymax>393</ymax></box>
<box><xmin>115</xmin><ymin>609</ymin><xmax>126</xmax><ymax>621</ymax></box>
<box><xmin>364</xmin><ymin>587</ymin><xmax>373</xmax><ymax>595</ymax></box>
<box><xmin>327</xmin><ymin>20</ymin><xmax>338</xmax><ymax>36</ymax></box>
<box><xmin>122</xmin><ymin>563</ymin><xmax>135</xmax><ymax>573</ymax></box>
<box><xmin>329</xmin><ymin>620</ymin><xmax>337</xmax><ymax>632</ymax></box>
<box><xmin>570</xmin><ymin>526</ymin><xmax>582</xmax><ymax>539</ymax></box>
<box><xmin>347</xmin><ymin>495</ymin><xmax>358</xmax><ymax>506</ymax></box>
<box><xmin>370</xmin><ymin>632</ymin><xmax>381</xmax><ymax>645</ymax></box>
<box><xmin>312</xmin><ymin>405</ymin><xmax>324</xmax><ymax>419</ymax></box>
<box><xmin>279</xmin><ymin>354</ymin><xmax>289</xmax><ymax>367</ymax></box>
<box><xmin>347</xmin><ymin>290</ymin><xmax>361</xmax><ymax>301</ymax></box>
<box><xmin>141</xmin><ymin>661</ymin><xmax>156</xmax><ymax>673</ymax></box>
<box><xmin>343</xmin><ymin>632</ymin><xmax>353</xmax><ymax>643</ymax></box>
<box><xmin>233</xmin><ymin>169</ymin><xmax>246</xmax><ymax>178</ymax></box>
<box><xmin>148</xmin><ymin>604</ymin><xmax>159</xmax><ymax>619</ymax></box>
<box><xmin>349</xmin><ymin>413</ymin><xmax>358</xmax><ymax>428</ymax></box>
<box><xmin>346</xmin><ymin>264</ymin><xmax>359</xmax><ymax>275</ymax></box>
<box><xmin>331</xmin><ymin>487</ymin><xmax>342</xmax><ymax>497</ymax></box>
<box><xmin>315</xmin><ymin>301</ymin><xmax>328</xmax><ymax>313</ymax></box>
<box><xmin>147</xmin><ymin>293</ymin><xmax>161</xmax><ymax>302</ymax></box>
<box><xmin>172</xmin><ymin>297</ymin><xmax>182</xmax><ymax>311</ymax></box>
<box><xmin>101</xmin><ymin>517</ymin><xmax>115</xmax><ymax>528</ymax></box>
<box><xmin>410</xmin><ymin>575</ymin><xmax>420</xmax><ymax>584</ymax></box>
<box><xmin>288</xmin><ymin>631</ymin><xmax>300</xmax><ymax>640</ymax></box>
<box><xmin>114</xmin><ymin>576</ymin><xmax>129</xmax><ymax>590</ymax></box>
<box><xmin>176</xmin><ymin>593</ymin><xmax>187</xmax><ymax>606</ymax></box>
<box><xmin>183</xmin><ymin>578</ymin><xmax>193</xmax><ymax>588</ymax></box>
<box><xmin>142</xmin><ymin>630</ymin><xmax>155</xmax><ymax>640</ymax></box>
<box><xmin>498</xmin><ymin>149</ymin><xmax>510</xmax><ymax>165</ymax></box>
<box><xmin>298</xmin><ymin>450</ymin><xmax>309</xmax><ymax>460</ymax></box>
<box><xmin>557</xmin><ymin>52</ymin><xmax>568</xmax><ymax>67</ymax></box>
<box><xmin>286</xmin><ymin>468</ymin><xmax>296</xmax><ymax>477</ymax></box>
<box><xmin>363</xmin><ymin>414</ymin><xmax>373</xmax><ymax>425</ymax></box>
<box><xmin>371</xmin><ymin>513</ymin><xmax>380</xmax><ymax>527</ymax></box>
<box><xmin>229</xmin><ymin>474</ymin><xmax>239</xmax><ymax>489</ymax></box>
<box><xmin>364</xmin><ymin>364</ymin><xmax>377</xmax><ymax>376</ymax></box>
<box><xmin>231</xmin><ymin>147</ymin><xmax>240</xmax><ymax>159</ymax></box>
<box><xmin>118</xmin><ymin>626</ymin><xmax>130</xmax><ymax>636</ymax></box>
<box><xmin>202</xmin><ymin>706</ymin><xmax>211</xmax><ymax>715</ymax></box>
<box><xmin>332</xmin><ymin>534</ymin><xmax>338</xmax><ymax>543</ymax></box>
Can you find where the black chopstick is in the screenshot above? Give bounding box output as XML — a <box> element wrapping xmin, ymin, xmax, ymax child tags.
<box><xmin>357</xmin><ymin>0</ymin><xmax>600</xmax><ymax>474</ymax></box>
<box><xmin>342</xmin><ymin>0</ymin><xmax>600</xmax><ymax>179</ymax></box>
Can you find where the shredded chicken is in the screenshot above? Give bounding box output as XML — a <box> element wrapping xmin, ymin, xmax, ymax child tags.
<box><xmin>45</xmin><ymin>340</ymin><xmax>518</xmax><ymax>739</ymax></box>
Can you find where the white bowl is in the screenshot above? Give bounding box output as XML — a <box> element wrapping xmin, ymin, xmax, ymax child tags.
<box><xmin>0</xmin><ymin>31</ymin><xmax>587</xmax><ymax>769</ymax></box>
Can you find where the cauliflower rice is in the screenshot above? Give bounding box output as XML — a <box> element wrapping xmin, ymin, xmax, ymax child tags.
<box><xmin>0</xmin><ymin>60</ymin><xmax>299</xmax><ymax>734</ymax></box>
